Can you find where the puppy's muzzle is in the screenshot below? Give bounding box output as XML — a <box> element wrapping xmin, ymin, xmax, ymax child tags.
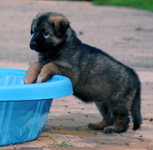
<box><xmin>30</xmin><ymin>41</ymin><xmax>37</xmax><ymax>50</ymax></box>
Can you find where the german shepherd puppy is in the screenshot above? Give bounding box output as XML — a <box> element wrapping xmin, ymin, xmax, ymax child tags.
<box><xmin>24</xmin><ymin>12</ymin><xmax>141</xmax><ymax>133</ymax></box>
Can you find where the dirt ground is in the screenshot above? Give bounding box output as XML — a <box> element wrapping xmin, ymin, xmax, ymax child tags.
<box><xmin>0</xmin><ymin>0</ymin><xmax>153</xmax><ymax>149</ymax></box>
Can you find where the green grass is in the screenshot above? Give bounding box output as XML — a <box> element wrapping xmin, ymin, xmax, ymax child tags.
<box><xmin>48</xmin><ymin>135</ymin><xmax>73</xmax><ymax>147</ymax></box>
<box><xmin>91</xmin><ymin>0</ymin><xmax>153</xmax><ymax>12</ymax></box>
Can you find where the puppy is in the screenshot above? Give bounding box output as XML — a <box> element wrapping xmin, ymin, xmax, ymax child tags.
<box><xmin>24</xmin><ymin>12</ymin><xmax>141</xmax><ymax>133</ymax></box>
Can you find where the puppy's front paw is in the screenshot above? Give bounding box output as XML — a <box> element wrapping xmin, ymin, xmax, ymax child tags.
<box><xmin>24</xmin><ymin>62</ymin><xmax>41</xmax><ymax>84</ymax></box>
<box><xmin>37</xmin><ymin>63</ymin><xmax>61</xmax><ymax>83</ymax></box>
<box><xmin>37</xmin><ymin>73</ymin><xmax>53</xmax><ymax>83</ymax></box>
<box><xmin>24</xmin><ymin>73</ymin><xmax>35</xmax><ymax>84</ymax></box>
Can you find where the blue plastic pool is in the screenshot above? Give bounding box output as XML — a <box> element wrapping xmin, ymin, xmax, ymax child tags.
<box><xmin>0</xmin><ymin>68</ymin><xmax>73</xmax><ymax>146</ymax></box>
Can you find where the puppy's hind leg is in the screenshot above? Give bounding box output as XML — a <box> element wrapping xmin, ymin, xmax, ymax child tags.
<box><xmin>103</xmin><ymin>106</ymin><xmax>130</xmax><ymax>133</ymax></box>
<box><xmin>88</xmin><ymin>102</ymin><xmax>114</xmax><ymax>130</ymax></box>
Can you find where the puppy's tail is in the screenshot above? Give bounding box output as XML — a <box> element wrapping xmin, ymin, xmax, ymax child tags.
<box><xmin>131</xmin><ymin>81</ymin><xmax>142</xmax><ymax>130</ymax></box>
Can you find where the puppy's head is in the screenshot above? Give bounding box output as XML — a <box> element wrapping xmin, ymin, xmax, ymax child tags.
<box><xmin>30</xmin><ymin>12</ymin><xmax>69</xmax><ymax>53</ymax></box>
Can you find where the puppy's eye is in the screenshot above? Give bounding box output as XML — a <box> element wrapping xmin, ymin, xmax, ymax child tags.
<box><xmin>42</xmin><ymin>31</ymin><xmax>50</xmax><ymax>39</ymax></box>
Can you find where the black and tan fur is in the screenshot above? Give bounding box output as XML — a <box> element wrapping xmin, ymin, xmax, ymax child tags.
<box><xmin>24</xmin><ymin>12</ymin><xmax>141</xmax><ymax>133</ymax></box>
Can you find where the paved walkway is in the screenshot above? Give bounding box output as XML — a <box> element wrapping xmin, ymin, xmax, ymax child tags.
<box><xmin>0</xmin><ymin>0</ymin><xmax>153</xmax><ymax>149</ymax></box>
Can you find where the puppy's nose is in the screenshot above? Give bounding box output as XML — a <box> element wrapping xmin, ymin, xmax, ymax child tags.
<box><xmin>30</xmin><ymin>41</ymin><xmax>37</xmax><ymax>50</ymax></box>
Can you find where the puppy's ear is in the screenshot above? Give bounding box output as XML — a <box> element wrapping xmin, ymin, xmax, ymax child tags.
<box><xmin>50</xmin><ymin>16</ymin><xmax>69</xmax><ymax>37</ymax></box>
<box><xmin>31</xmin><ymin>18</ymin><xmax>37</xmax><ymax>35</ymax></box>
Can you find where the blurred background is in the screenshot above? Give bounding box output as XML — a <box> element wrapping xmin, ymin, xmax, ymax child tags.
<box><xmin>0</xmin><ymin>0</ymin><xmax>153</xmax><ymax>71</ymax></box>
